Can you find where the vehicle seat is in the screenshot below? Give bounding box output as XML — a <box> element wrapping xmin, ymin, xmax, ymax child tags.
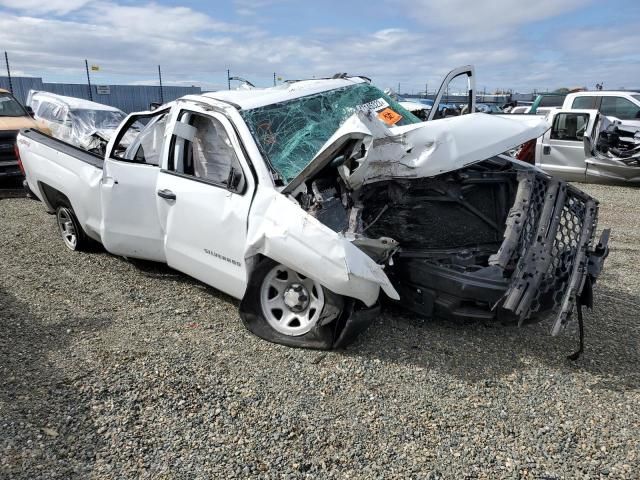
<box><xmin>564</xmin><ymin>115</ymin><xmax>578</xmax><ymax>140</ymax></box>
<box><xmin>191</xmin><ymin>116</ymin><xmax>235</xmax><ymax>184</ymax></box>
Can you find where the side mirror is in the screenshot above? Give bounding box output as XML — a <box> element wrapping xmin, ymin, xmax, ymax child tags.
<box><xmin>25</xmin><ymin>106</ymin><xmax>35</xmax><ymax>117</ymax></box>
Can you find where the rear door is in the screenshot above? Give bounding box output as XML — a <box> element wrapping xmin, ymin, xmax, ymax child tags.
<box><xmin>536</xmin><ymin>109</ymin><xmax>596</xmax><ymax>182</ymax></box>
<box><xmin>156</xmin><ymin>106</ymin><xmax>255</xmax><ymax>298</ymax></box>
<box><xmin>100</xmin><ymin>107</ymin><xmax>170</xmax><ymax>261</ymax></box>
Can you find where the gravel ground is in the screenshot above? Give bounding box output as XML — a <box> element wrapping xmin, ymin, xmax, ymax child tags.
<box><xmin>1</xmin><ymin>184</ymin><xmax>638</xmax><ymax>479</ymax></box>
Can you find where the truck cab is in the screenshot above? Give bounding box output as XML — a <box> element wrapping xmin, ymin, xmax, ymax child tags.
<box><xmin>562</xmin><ymin>91</ymin><xmax>640</xmax><ymax>129</ymax></box>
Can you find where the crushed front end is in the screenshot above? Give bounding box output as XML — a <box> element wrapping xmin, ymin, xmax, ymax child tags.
<box><xmin>300</xmin><ymin>156</ymin><xmax>609</xmax><ymax>337</ymax></box>
<box><xmin>248</xmin><ymin>85</ymin><xmax>610</xmax><ymax>341</ymax></box>
<box><xmin>373</xmin><ymin>160</ymin><xmax>609</xmax><ymax>334</ymax></box>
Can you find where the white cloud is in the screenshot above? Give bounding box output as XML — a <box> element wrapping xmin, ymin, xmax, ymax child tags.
<box><xmin>234</xmin><ymin>0</ymin><xmax>287</xmax><ymax>16</ymax></box>
<box><xmin>0</xmin><ymin>0</ymin><xmax>637</xmax><ymax>93</ymax></box>
<box><xmin>87</xmin><ymin>2</ymin><xmax>256</xmax><ymax>36</ymax></box>
<box><xmin>0</xmin><ymin>0</ymin><xmax>92</xmax><ymax>15</ymax></box>
<box><xmin>560</xmin><ymin>28</ymin><xmax>640</xmax><ymax>58</ymax></box>
<box><xmin>397</xmin><ymin>0</ymin><xmax>592</xmax><ymax>30</ymax></box>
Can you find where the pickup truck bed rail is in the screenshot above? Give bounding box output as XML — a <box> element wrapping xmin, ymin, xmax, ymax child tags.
<box><xmin>20</xmin><ymin>128</ymin><xmax>104</xmax><ymax>170</ymax></box>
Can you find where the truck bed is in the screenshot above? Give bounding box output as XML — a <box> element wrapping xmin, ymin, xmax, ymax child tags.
<box><xmin>19</xmin><ymin>128</ymin><xmax>104</xmax><ymax>169</ymax></box>
<box><xmin>18</xmin><ymin>128</ymin><xmax>105</xmax><ymax>241</ymax></box>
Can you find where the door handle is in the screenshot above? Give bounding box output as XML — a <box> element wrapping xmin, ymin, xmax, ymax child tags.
<box><xmin>543</xmin><ymin>145</ymin><xmax>551</xmax><ymax>155</ymax></box>
<box><xmin>157</xmin><ymin>189</ymin><xmax>176</xmax><ymax>200</ymax></box>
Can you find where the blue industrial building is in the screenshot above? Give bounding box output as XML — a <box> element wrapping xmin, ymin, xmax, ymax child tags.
<box><xmin>0</xmin><ymin>76</ymin><xmax>202</xmax><ymax>113</ymax></box>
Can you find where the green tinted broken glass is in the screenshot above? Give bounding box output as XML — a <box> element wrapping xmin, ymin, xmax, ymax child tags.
<box><xmin>240</xmin><ymin>83</ymin><xmax>421</xmax><ymax>182</ymax></box>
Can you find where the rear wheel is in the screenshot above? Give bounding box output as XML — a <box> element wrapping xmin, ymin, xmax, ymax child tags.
<box><xmin>240</xmin><ymin>258</ymin><xmax>346</xmax><ymax>349</ymax></box>
<box><xmin>55</xmin><ymin>206</ymin><xmax>88</xmax><ymax>251</ymax></box>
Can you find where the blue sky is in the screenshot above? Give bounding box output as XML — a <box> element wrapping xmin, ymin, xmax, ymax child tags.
<box><xmin>0</xmin><ymin>0</ymin><xmax>639</xmax><ymax>93</ymax></box>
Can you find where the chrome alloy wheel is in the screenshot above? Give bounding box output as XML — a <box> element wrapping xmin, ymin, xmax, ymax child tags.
<box><xmin>56</xmin><ymin>207</ymin><xmax>78</xmax><ymax>250</ymax></box>
<box><xmin>259</xmin><ymin>264</ymin><xmax>325</xmax><ymax>336</ymax></box>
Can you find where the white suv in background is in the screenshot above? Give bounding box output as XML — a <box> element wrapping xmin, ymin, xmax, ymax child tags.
<box><xmin>563</xmin><ymin>91</ymin><xmax>640</xmax><ymax>128</ymax></box>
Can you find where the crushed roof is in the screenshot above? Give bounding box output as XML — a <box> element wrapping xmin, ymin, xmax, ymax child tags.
<box><xmin>202</xmin><ymin>77</ymin><xmax>367</xmax><ymax>110</ymax></box>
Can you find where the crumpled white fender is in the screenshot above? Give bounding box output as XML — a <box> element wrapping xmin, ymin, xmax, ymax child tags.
<box><xmin>285</xmin><ymin>111</ymin><xmax>551</xmax><ymax>192</ymax></box>
<box><xmin>245</xmin><ymin>186</ymin><xmax>399</xmax><ymax>306</ymax></box>
<box><xmin>344</xmin><ymin>111</ymin><xmax>551</xmax><ymax>188</ymax></box>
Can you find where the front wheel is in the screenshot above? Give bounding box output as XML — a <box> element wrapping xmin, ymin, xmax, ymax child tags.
<box><xmin>240</xmin><ymin>259</ymin><xmax>348</xmax><ymax>349</ymax></box>
<box><xmin>259</xmin><ymin>263</ymin><xmax>326</xmax><ymax>336</ymax></box>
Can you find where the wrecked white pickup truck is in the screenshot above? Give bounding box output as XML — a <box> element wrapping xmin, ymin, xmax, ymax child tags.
<box><xmin>16</xmin><ymin>74</ymin><xmax>609</xmax><ymax>351</ymax></box>
<box><xmin>530</xmin><ymin>109</ymin><xmax>640</xmax><ymax>185</ymax></box>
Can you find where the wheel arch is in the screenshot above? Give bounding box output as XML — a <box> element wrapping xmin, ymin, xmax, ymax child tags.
<box><xmin>38</xmin><ymin>182</ymin><xmax>72</xmax><ymax>213</ymax></box>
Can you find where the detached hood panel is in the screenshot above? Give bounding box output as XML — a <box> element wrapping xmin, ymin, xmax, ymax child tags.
<box><xmin>284</xmin><ymin>112</ymin><xmax>550</xmax><ymax>192</ymax></box>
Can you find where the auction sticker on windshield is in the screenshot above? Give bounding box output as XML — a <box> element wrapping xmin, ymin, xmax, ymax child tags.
<box><xmin>355</xmin><ymin>98</ymin><xmax>402</xmax><ymax>125</ymax></box>
<box><xmin>377</xmin><ymin>108</ymin><xmax>403</xmax><ymax>126</ymax></box>
<box><xmin>356</xmin><ymin>98</ymin><xmax>389</xmax><ymax>112</ymax></box>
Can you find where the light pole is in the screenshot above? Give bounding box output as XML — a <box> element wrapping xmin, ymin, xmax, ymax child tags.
<box><xmin>158</xmin><ymin>65</ymin><xmax>164</xmax><ymax>104</ymax></box>
<box><xmin>84</xmin><ymin>59</ymin><xmax>93</xmax><ymax>101</ymax></box>
<box><xmin>4</xmin><ymin>52</ymin><xmax>13</xmax><ymax>94</ymax></box>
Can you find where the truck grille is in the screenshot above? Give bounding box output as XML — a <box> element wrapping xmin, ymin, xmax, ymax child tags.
<box><xmin>497</xmin><ymin>171</ymin><xmax>598</xmax><ymax>332</ymax></box>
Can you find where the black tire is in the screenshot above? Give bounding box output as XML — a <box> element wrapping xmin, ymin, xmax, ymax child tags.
<box><xmin>239</xmin><ymin>258</ymin><xmax>349</xmax><ymax>349</ymax></box>
<box><xmin>55</xmin><ymin>205</ymin><xmax>89</xmax><ymax>252</ymax></box>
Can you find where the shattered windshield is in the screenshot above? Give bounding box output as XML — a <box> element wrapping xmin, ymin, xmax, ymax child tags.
<box><xmin>0</xmin><ymin>93</ymin><xmax>28</xmax><ymax>117</ymax></box>
<box><xmin>241</xmin><ymin>82</ymin><xmax>422</xmax><ymax>182</ymax></box>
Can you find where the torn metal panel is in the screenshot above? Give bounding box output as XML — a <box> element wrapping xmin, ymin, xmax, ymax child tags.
<box><xmin>585</xmin><ymin>157</ymin><xmax>640</xmax><ymax>184</ymax></box>
<box><xmin>585</xmin><ymin>119</ymin><xmax>640</xmax><ymax>184</ymax></box>
<box><xmin>244</xmin><ymin>186</ymin><xmax>399</xmax><ymax>307</ymax></box>
<box><xmin>497</xmin><ymin>177</ymin><xmax>604</xmax><ymax>332</ymax></box>
<box><xmin>488</xmin><ymin>171</ymin><xmax>535</xmax><ymax>269</ymax></box>
<box><xmin>551</xmin><ymin>199</ymin><xmax>598</xmax><ymax>335</ymax></box>
<box><xmin>284</xmin><ymin>109</ymin><xmax>550</xmax><ymax>193</ymax></box>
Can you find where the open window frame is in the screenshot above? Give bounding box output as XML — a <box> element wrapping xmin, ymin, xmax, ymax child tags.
<box><xmin>163</xmin><ymin>108</ymin><xmax>248</xmax><ymax>195</ymax></box>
